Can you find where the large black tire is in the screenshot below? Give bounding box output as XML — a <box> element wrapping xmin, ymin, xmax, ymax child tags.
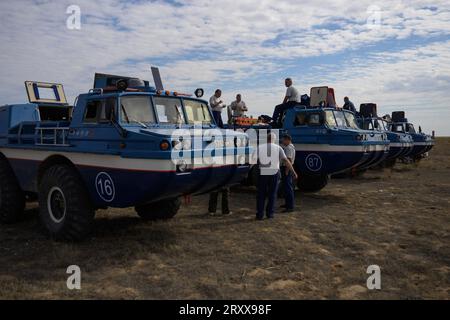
<box><xmin>297</xmin><ymin>174</ymin><xmax>329</xmax><ymax>193</ymax></box>
<box><xmin>382</xmin><ymin>158</ymin><xmax>397</xmax><ymax>168</ymax></box>
<box><xmin>242</xmin><ymin>165</ymin><xmax>259</xmax><ymax>186</ymax></box>
<box><xmin>0</xmin><ymin>157</ymin><xmax>25</xmax><ymax>223</ymax></box>
<box><xmin>38</xmin><ymin>165</ymin><xmax>95</xmax><ymax>241</ymax></box>
<box><xmin>135</xmin><ymin>198</ymin><xmax>181</xmax><ymax>221</ymax></box>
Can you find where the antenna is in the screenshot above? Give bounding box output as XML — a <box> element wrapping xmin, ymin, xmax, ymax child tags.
<box><xmin>151</xmin><ymin>66</ymin><xmax>164</xmax><ymax>91</ymax></box>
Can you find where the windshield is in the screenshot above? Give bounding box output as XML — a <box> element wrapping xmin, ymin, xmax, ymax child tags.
<box><xmin>343</xmin><ymin>111</ymin><xmax>360</xmax><ymax>130</ymax></box>
<box><xmin>333</xmin><ymin>110</ymin><xmax>348</xmax><ymax>128</ymax></box>
<box><xmin>184</xmin><ymin>99</ymin><xmax>213</xmax><ymax>124</ymax></box>
<box><xmin>153</xmin><ymin>96</ymin><xmax>185</xmax><ymax>124</ymax></box>
<box><xmin>120</xmin><ymin>96</ymin><xmax>155</xmax><ymax>125</ymax></box>
<box><xmin>325</xmin><ymin>110</ymin><xmax>337</xmax><ymax>127</ymax></box>
<box><xmin>373</xmin><ymin>119</ymin><xmax>385</xmax><ymax>131</ymax></box>
<box><xmin>407</xmin><ymin>123</ymin><xmax>416</xmax><ymax>134</ymax></box>
<box><xmin>391</xmin><ymin>123</ymin><xmax>405</xmax><ymax>133</ymax></box>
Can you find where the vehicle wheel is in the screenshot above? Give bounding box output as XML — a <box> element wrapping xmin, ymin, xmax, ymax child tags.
<box><xmin>383</xmin><ymin>158</ymin><xmax>397</xmax><ymax>168</ymax></box>
<box><xmin>38</xmin><ymin>165</ymin><xmax>95</xmax><ymax>241</ymax></box>
<box><xmin>242</xmin><ymin>165</ymin><xmax>259</xmax><ymax>186</ymax></box>
<box><xmin>135</xmin><ymin>198</ymin><xmax>181</xmax><ymax>221</ymax></box>
<box><xmin>297</xmin><ymin>174</ymin><xmax>329</xmax><ymax>193</ymax></box>
<box><xmin>0</xmin><ymin>157</ymin><xmax>25</xmax><ymax>223</ymax></box>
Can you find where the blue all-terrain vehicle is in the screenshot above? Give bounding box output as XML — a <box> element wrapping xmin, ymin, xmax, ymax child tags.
<box><xmin>0</xmin><ymin>71</ymin><xmax>251</xmax><ymax>240</ymax></box>
<box><xmin>357</xmin><ymin>103</ymin><xmax>414</xmax><ymax>167</ymax></box>
<box><xmin>230</xmin><ymin>87</ymin><xmax>389</xmax><ymax>191</ymax></box>
<box><xmin>387</xmin><ymin>111</ymin><xmax>435</xmax><ymax>162</ymax></box>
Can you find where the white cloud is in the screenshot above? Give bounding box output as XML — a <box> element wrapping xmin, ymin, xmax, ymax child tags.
<box><xmin>0</xmin><ymin>0</ymin><xmax>449</xmax><ymax>134</ymax></box>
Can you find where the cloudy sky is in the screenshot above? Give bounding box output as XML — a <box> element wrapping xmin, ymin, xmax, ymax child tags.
<box><xmin>0</xmin><ymin>0</ymin><xmax>449</xmax><ymax>135</ymax></box>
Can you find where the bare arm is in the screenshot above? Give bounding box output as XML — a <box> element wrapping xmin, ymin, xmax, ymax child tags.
<box><xmin>283</xmin><ymin>158</ymin><xmax>298</xmax><ymax>179</ymax></box>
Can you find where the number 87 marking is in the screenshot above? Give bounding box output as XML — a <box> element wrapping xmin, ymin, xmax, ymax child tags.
<box><xmin>305</xmin><ymin>153</ymin><xmax>322</xmax><ymax>172</ymax></box>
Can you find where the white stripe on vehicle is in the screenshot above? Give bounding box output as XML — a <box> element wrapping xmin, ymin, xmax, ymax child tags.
<box><xmin>0</xmin><ymin>148</ymin><xmax>244</xmax><ymax>172</ymax></box>
<box><xmin>293</xmin><ymin>144</ymin><xmax>388</xmax><ymax>152</ymax></box>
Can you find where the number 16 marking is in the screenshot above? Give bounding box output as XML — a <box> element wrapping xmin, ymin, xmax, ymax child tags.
<box><xmin>95</xmin><ymin>172</ymin><xmax>115</xmax><ymax>202</ymax></box>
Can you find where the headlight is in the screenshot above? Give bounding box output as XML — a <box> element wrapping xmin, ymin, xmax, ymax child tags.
<box><xmin>172</xmin><ymin>140</ymin><xmax>182</xmax><ymax>150</ymax></box>
<box><xmin>160</xmin><ymin>140</ymin><xmax>171</xmax><ymax>151</ymax></box>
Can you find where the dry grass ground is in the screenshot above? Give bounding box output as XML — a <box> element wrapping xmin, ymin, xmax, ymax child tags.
<box><xmin>0</xmin><ymin>138</ymin><xmax>449</xmax><ymax>300</ymax></box>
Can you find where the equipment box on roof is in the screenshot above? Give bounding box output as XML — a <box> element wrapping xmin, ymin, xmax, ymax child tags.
<box><xmin>360</xmin><ymin>103</ymin><xmax>377</xmax><ymax>117</ymax></box>
<box><xmin>392</xmin><ymin>111</ymin><xmax>406</xmax><ymax>122</ymax></box>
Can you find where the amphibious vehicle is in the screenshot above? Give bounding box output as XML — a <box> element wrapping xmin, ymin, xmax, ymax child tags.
<box><xmin>0</xmin><ymin>70</ymin><xmax>251</xmax><ymax>240</ymax></box>
<box><xmin>229</xmin><ymin>87</ymin><xmax>389</xmax><ymax>192</ymax></box>
<box><xmin>387</xmin><ymin>111</ymin><xmax>435</xmax><ymax>161</ymax></box>
<box><xmin>357</xmin><ymin>103</ymin><xmax>413</xmax><ymax>167</ymax></box>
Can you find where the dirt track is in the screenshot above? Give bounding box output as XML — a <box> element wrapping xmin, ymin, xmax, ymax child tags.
<box><xmin>0</xmin><ymin>138</ymin><xmax>449</xmax><ymax>299</ymax></box>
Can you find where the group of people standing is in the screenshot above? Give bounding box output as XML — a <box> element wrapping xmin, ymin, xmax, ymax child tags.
<box><xmin>208</xmin><ymin>132</ymin><xmax>299</xmax><ymax>221</ymax></box>
<box><xmin>209</xmin><ymin>89</ymin><xmax>248</xmax><ymax>128</ymax></box>
<box><xmin>207</xmin><ymin>78</ymin><xmax>357</xmax><ymax>220</ymax></box>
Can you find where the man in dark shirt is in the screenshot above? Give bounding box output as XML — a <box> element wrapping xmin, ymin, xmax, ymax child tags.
<box><xmin>343</xmin><ymin>97</ymin><xmax>356</xmax><ymax>113</ymax></box>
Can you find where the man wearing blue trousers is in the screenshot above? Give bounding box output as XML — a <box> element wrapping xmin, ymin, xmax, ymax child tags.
<box><xmin>257</xmin><ymin>133</ymin><xmax>298</xmax><ymax>220</ymax></box>
<box><xmin>280</xmin><ymin>134</ymin><xmax>296</xmax><ymax>213</ymax></box>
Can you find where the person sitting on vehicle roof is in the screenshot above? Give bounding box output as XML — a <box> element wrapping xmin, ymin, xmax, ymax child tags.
<box><xmin>342</xmin><ymin>96</ymin><xmax>356</xmax><ymax>113</ymax></box>
<box><xmin>272</xmin><ymin>78</ymin><xmax>300</xmax><ymax>126</ymax></box>
<box><xmin>209</xmin><ymin>89</ymin><xmax>226</xmax><ymax>128</ymax></box>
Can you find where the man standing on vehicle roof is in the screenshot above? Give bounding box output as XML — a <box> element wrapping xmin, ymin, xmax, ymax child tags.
<box><xmin>230</xmin><ymin>94</ymin><xmax>248</xmax><ymax>118</ymax></box>
<box><xmin>272</xmin><ymin>78</ymin><xmax>300</xmax><ymax>126</ymax></box>
<box><xmin>210</xmin><ymin>89</ymin><xmax>226</xmax><ymax>128</ymax></box>
<box><xmin>280</xmin><ymin>134</ymin><xmax>296</xmax><ymax>213</ymax></box>
<box><xmin>256</xmin><ymin>132</ymin><xmax>298</xmax><ymax>220</ymax></box>
<box><xmin>342</xmin><ymin>97</ymin><xmax>356</xmax><ymax>113</ymax></box>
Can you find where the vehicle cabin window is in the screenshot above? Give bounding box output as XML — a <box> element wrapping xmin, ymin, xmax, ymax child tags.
<box><xmin>84</xmin><ymin>99</ymin><xmax>116</xmax><ymax>123</ymax></box>
<box><xmin>333</xmin><ymin>111</ymin><xmax>347</xmax><ymax>128</ymax></box>
<box><xmin>153</xmin><ymin>97</ymin><xmax>185</xmax><ymax>124</ymax></box>
<box><xmin>407</xmin><ymin>124</ymin><xmax>416</xmax><ymax>134</ymax></box>
<box><xmin>294</xmin><ymin>113</ymin><xmax>307</xmax><ymax>126</ymax></box>
<box><xmin>184</xmin><ymin>99</ymin><xmax>212</xmax><ymax>124</ymax></box>
<box><xmin>84</xmin><ymin>101</ymin><xmax>100</xmax><ymax>123</ymax></box>
<box><xmin>343</xmin><ymin>112</ymin><xmax>360</xmax><ymax>130</ymax></box>
<box><xmin>308</xmin><ymin>113</ymin><xmax>321</xmax><ymax>126</ymax></box>
<box><xmin>325</xmin><ymin>111</ymin><xmax>337</xmax><ymax>127</ymax></box>
<box><xmin>374</xmin><ymin>120</ymin><xmax>385</xmax><ymax>131</ymax></box>
<box><xmin>120</xmin><ymin>96</ymin><xmax>155</xmax><ymax>125</ymax></box>
<box><xmin>394</xmin><ymin>124</ymin><xmax>404</xmax><ymax>132</ymax></box>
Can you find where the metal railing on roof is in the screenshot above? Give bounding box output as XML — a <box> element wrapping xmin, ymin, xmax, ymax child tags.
<box><xmin>35</xmin><ymin>127</ymin><xmax>71</xmax><ymax>146</ymax></box>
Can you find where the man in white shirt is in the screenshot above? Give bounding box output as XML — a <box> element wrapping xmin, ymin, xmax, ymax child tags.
<box><xmin>230</xmin><ymin>94</ymin><xmax>248</xmax><ymax>118</ymax></box>
<box><xmin>280</xmin><ymin>134</ymin><xmax>296</xmax><ymax>213</ymax></box>
<box><xmin>209</xmin><ymin>89</ymin><xmax>226</xmax><ymax>128</ymax></box>
<box><xmin>257</xmin><ymin>132</ymin><xmax>298</xmax><ymax>220</ymax></box>
<box><xmin>272</xmin><ymin>78</ymin><xmax>301</xmax><ymax>126</ymax></box>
